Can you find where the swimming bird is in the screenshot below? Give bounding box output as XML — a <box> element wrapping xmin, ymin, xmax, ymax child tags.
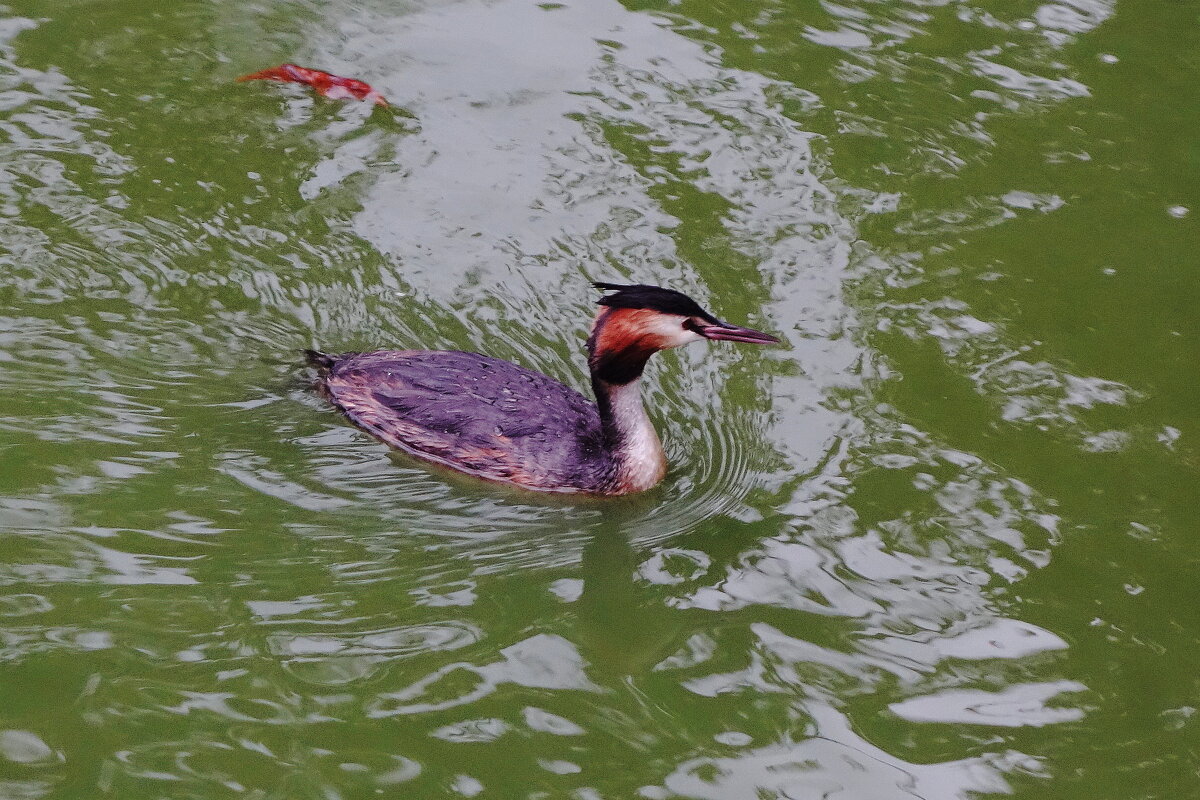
<box><xmin>307</xmin><ymin>282</ymin><xmax>780</xmax><ymax>495</ymax></box>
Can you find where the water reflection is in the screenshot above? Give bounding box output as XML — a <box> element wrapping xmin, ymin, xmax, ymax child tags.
<box><xmin>889</xmin><ymin>681</ymin><xmax>1087</xmax><ymax>727</ymax></box>
<box><xmin>1</xmin><ymin>0</ymin><xmax>1177</xmax><ymax>794</ymax></box>
<box><xmin>646</xmin><ymin>702</ymin><xmax>1038</xmax><ymax>800</ymax></box>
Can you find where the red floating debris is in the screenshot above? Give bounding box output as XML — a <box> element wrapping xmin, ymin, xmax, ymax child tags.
<box><xmin>238</xmin><ymin>64</ymin><xmax>388</xmax><ymax>107</ymax></box>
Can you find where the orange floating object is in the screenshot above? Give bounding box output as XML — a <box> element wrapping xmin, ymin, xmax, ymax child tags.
<box><xmin>238</xmin><ymin>64</ymin><xmax>388</xmax><ymax>107</ymax></box>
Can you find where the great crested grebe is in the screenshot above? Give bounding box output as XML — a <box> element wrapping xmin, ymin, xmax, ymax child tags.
<box><xmin>306</xmin><ymin>283</ymin><xmax>780</xmax><ymax>495</ymax></box>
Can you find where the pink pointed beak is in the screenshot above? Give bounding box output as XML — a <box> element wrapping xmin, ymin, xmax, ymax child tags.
<box><xmin>695</xmin><ymin>321</ymin><xmax>781</xmax><ymax>344</ymax></box>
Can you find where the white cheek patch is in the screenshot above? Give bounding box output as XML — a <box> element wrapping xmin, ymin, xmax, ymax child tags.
<box><xmin>649</xmin><ymin>315</ymin><xmax>703</xmax><ymax>348</ymax></box>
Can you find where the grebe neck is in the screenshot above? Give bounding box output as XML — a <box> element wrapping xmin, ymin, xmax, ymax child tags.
<box><xmin>592</xmin><ymin>375</ymin><xmax>667</xmax><ymax>494</ymax></box>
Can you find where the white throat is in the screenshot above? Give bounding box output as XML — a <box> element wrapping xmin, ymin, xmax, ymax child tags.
<box><xmin>601</xmin><ymin>377</ymin><xmax>666</xmax><ymax>493</ymax></box>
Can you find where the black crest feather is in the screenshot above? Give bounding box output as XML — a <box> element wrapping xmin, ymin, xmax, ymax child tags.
<box><xmin>591</xmin><ymin>282</ymin><xmax>717</xmax><ymax>321</ymax></box>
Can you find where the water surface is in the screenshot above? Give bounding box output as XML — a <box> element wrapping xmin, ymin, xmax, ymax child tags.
<box><xmin>1</xmin><ymin>0</ymin><xmax>1197</xmax><ymax>797</ymax></box>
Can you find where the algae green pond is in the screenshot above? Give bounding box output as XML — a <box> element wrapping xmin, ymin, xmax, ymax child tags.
<box><xmin>1</xmin><ymin>0</ymin><xmax>1198</xmax><ymax>797</ymax></box>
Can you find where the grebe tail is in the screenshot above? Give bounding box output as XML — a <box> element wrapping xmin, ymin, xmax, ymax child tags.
<box><xmin>304</xmin><ymin>349</ymin><xmax>337</xmax><ymax>371</ymax></box>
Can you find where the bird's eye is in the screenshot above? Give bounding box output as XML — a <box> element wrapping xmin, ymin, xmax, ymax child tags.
<box><xmin>683</xmin><ymin>318</ymin><xmax>701</xmax><ymax>333</ymax></box>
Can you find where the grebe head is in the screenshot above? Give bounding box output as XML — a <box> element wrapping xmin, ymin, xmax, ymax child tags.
<box><xmin>587</xmin><ymin>282</ymin><xmax>780</xmax><ymax>385</ymax></box>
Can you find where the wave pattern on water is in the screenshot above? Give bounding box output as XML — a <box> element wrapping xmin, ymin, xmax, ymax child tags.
<box><xmin>0</xmin><ymin>0</ymin><xmax>1189</xmax><ymax>796</ymax></box>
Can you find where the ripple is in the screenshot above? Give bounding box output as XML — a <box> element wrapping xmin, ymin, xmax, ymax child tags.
<box><xmin>369</xmin><ymin>634</ymin><xmax>600</xmax><ymax>717</ymax></box>
<box><xmin>430</xmin><ymin>718</ymin><xmax>510</xmax><ymax>744</ymax></box>
<box><xmin>865</xmin><ymin>617</ymin><xmax>1069</xmax><ymax>665</ymax></box>
<box><xmin>0</xmin><ymin>594</ymin><xmax>53</xmax><ymax>617</ymax></box>
<box><xmin>644</xmin><ymin>701</ymin><xmax>1038</xmax><ymax>800</ymax></box>
<box><xmin>86</xmin><ymin>678</ymin><xmax>301</xmax><ymax>726</ymax></box>
<box><xmin>0</xmin><ymin>731</ymin><xmax>56</xmax><ymax>765</ymax></box>
<box><xmin>889</xmin><ymin>681</ymin><xmax>1088</xmax><ymax>727</ymax></box>
<box><xmin>636</xmin><ymin>548</ymin><xmax>712</xmax><ymax>586</ymax></box>
<box><xmin>522</xmin><ymin>706</ymin><xmax>586</xmax><ymax>736</ymax></box>
<box><xmin>266</xmin><ymin>620</ymin><xmax>482</xmax><ymax>659</ymax></box>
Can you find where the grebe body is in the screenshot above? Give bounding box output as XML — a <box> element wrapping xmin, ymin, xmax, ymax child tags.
<box><xmin>309</xmin><ymin>283</ymin><xmax>779</xmax><ymax>495</ymax></box>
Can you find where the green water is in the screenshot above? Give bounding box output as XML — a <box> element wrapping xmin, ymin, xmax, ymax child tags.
<box><xmin>1</xmin><ymin>0</ymin><xmax>1197</xmax><ymax>796</ymax></box>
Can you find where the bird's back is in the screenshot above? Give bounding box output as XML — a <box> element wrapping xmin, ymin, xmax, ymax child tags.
<box><xmin>313</xmin><ymin>350</ymin><xmax>614</xmax><ymax>492</ymax></box>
